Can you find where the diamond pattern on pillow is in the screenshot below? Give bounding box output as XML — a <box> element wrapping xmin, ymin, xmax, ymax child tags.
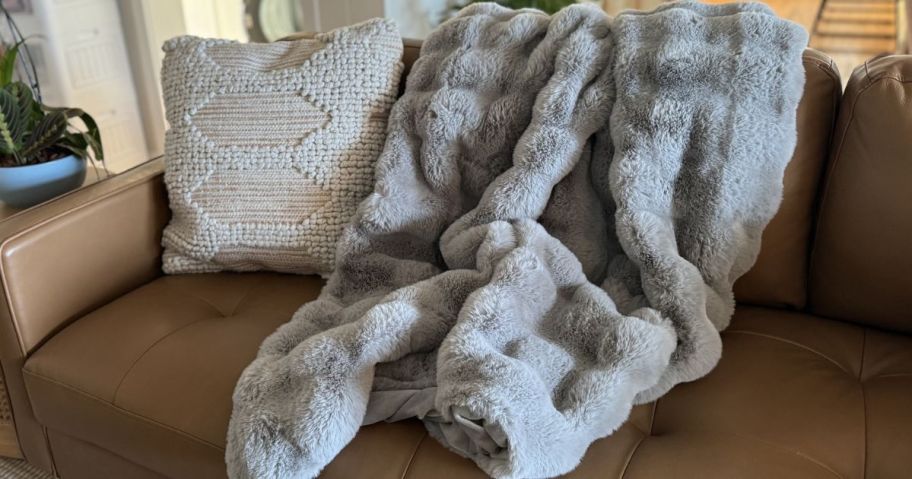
<box><xmin>160</xmin><ymin>19</ymin><xmax>403</xmax><ymax>275</ymax></box>
<box><xmin>192</xmin><ymin>92</ymin><xmax>331</xmax><ymax>148</ymax></box>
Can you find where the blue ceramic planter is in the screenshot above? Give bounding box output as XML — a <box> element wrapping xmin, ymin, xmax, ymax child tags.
<box><xmin>0</xmin><ymin>155</ymin><xmax>86</xmax><ymax>208</ymax></box>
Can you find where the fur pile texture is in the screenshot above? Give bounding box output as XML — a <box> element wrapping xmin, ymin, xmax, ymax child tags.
<box><xmin>227</xmin><ymin>2</ymin><xmax>807</xmax><ymax>478</ymax></box>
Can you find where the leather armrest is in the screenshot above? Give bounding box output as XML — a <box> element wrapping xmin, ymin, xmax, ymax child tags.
<box><xmin>0</xmin><ymin>158</ymin><xmax>169</xmax><ymax>356</ymax></box>
<box><xmin>0</xmin><ymin>158</ymin><xmax>168</xmax><ymax>467</ymax></box>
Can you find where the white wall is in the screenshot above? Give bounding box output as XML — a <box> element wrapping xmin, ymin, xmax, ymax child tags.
<box><xmin>182</xmin><ymin>0</ymin><xmax>248</xmax><ymax>41</ymax></box>
<box><xmin>128</xmin><ymin>0</ymin><xmax>247</xmax><ymax>93</ymax></box>
<box><xmin>295</xmin><ymin>0</ymin><xmax>385</xmax><ymax>32</ymax></box>
<box><xmin>17</xmin><ymin>0</ymin><xmax>149</xmax><ymax>172</ymax></box>
<box><xmin>118</xmin><ymin>0</ymin><xmax>248</xmax><ymax>159</ymax></box>
<box><xmin>384</xmin><ymin>0</ymin><xmax>448</xmax><ymax>38</ymax></box>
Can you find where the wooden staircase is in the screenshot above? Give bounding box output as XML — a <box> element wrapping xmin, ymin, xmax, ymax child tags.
<box><xmin>811</xmin><ymin>0</ymin><xmax>900</xmax><ymax>54</ymax></box>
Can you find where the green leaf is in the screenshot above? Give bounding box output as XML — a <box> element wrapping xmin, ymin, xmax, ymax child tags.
<box><xmin>0</xmin><ymin>88</ymin><xmax>22</xmax><ymax>157</ymax></box>
<box><xmin>21</xmin><ymin>110</ymin><xmax>66</xmax><ymax>161</ymax></box>
<box><xmin>45</xmin><ymin>105</ymin><xmax>103</xmax><ymax>163</ymax></box>
<box><xmin>56</xmin><ymin>142</ymin><xmax>88</xmax><ymax>161</ymax></box>
<box><xmin>76</xmin><ymin>111</ymin><xmax>103</xmax><ymax>162</ymax></box>
<box><xmin>0</xmin><ymin>40</ymin><xmax>26</xmax><ymax>88</ymax></box>
<box><xmin>63</xmin><ymin>130</ymin><xmax>87</xmax><ymax>148</ymax></box>
<box><xmin>5</xmin><ymin>82</ymin><xmax>35</xmax><ymax>143</ymax></box>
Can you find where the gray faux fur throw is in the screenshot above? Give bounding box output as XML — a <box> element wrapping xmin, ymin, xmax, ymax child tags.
<box><xmin>227</xmin><ymin>2</ymin><xmax>807</xmax><ymax>478</ymax></box>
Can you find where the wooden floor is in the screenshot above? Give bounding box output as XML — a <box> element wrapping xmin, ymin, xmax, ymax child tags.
<box><xmin>602</xmin><ymin>0</ymin><xmax>823</xmax><ymax>27</ymax></box>
<box><xmin>603</xmin><ymin>0</ymin><xmax>907</xmax><ymax>83</ymax></box>
<box><xmin>810</xmin><ymin>0</ymin><xmax>902</xmax><ymax>79</ymax></box>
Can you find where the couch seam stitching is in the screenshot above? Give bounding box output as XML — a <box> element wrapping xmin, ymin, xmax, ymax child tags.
<box><xmin>724</xmin><ymin>429</ymin><xmax>844</xmax><ymax>478</ymax></box>
<box><xmin>618</xmin><ymin>400</ymin><xmax>658</xmax><ymax>478</ymax></box>
<box><xmin>227</xmin><ymin>281</ymin><xmax>261</xmax><ymax>316</ymax></box>
<box><xmin>809</xmin><ymin>81</ymin><xmax>864</xmax><ymax>308</ymax></box>
<box><xmin>399</xmin><ymin>431</ymin><xmax>427</xmax><ymax>479</ymax></box>
<box><xmin>108</xmin><ymin>278</ymin><xmax>238</xmax><ymax>404</ymax></box>
<box><xmin>163</xmin><ymin>281</ymin><xmax>228</xmax><ymax>316</ymax></box>
<box><xmin>809</xmin><ymin>58</ymin><xmax>841</xmax><ymax>85</ymax></box>
<box><xmin>800</xmin><ymin>59</ymin><xmax>844</xmax><ymax>310</ymax></box>
<box><xmin>723</xmin><ymin>330</ymin><xmax>851</xmax><ymax>375</ymax></box>
<box><xmin>0</xmin><ymin>274</ymin><xmax>25</xmax><ymax>358</ymax></box>
<box><xmin>618</xmin><ymin>434</ymin><xmax>647</xmax><ymax>479</ymax></box>
<box><xmin>648</xmin><ymin>400</ymin><xmax>657</xmax><ymax>436</ymax></box>
<box><xmin>23</xmin><ymin>367</ymin><xmax>224</xmax><ymax>452</ymax></box>
<box><xmin>110</xmin><ymin>313</ymin><xmax>223</xmax><ymax>405</ymax></box>
<box><xmin>816</xmin><ymin>62</ymin><xmax>840</xmax><ymax>84</ymax></box>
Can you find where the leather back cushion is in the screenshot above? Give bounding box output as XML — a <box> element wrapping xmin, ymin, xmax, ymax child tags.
<box><xmin>733</xmin><ymin>50</ymin><xmax>842</xmax><ymax>309</ymax></box>
<box><xmin>810</xmin><ymin>55</ymin><xmax>912</xmax><ymax>332</ymax></box>
<box><xmin>401</xmin><ymin>39</ymin><xmax>421</xmax><ymax>90</ymax></box>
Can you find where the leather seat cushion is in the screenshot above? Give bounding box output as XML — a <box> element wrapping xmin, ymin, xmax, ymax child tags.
<box><xmin>23</xmin><ymin>274</ymin><xmax>912</xmax><ymax>478</ymax></box>
<box><xmin>23</xmin><ymin>273</ymin><xmax>324</xmax><ymax>479</ymax></box>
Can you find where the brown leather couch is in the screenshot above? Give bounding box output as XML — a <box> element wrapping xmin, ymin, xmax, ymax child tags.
<box><xmin>0</xmin><ymin>41</ymin><xmax>909</xmax><ymax>478</ymax></box>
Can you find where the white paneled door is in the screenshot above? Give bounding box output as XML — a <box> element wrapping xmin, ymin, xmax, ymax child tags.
<box><xmin>21</xmin><ymin>0</ymin><xmax>149</xmax><ymax>173</ymax></box>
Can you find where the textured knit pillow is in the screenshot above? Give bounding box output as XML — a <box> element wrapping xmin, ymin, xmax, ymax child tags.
<box><xmin>160</xmin><ymin>19</ymin><xmax>403</xmax><ymax>275</ymax></box>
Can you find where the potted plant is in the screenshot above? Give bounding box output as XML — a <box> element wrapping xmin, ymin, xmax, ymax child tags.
<box><xmin>448</xmin><ymin>0</ymin><xmax>579</xmax><ymax>16</ymax></box>
<box><xmin>0</xmin><ymin>41</ymin><xmax>103</xmax><ymax>208</ymax></box>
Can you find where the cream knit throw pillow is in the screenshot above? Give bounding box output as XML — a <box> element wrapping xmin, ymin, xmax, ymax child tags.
<box><xmin>160</xmin><ymin>19</ymin><xmax>403</xmax><ymax>275</ymax></box>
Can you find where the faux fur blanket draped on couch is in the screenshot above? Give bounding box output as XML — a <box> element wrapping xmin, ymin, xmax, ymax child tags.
<box><xmin>227</xmin><ymin>2</ymin><xmax>807</xmax><ymax>478</ymax></box>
